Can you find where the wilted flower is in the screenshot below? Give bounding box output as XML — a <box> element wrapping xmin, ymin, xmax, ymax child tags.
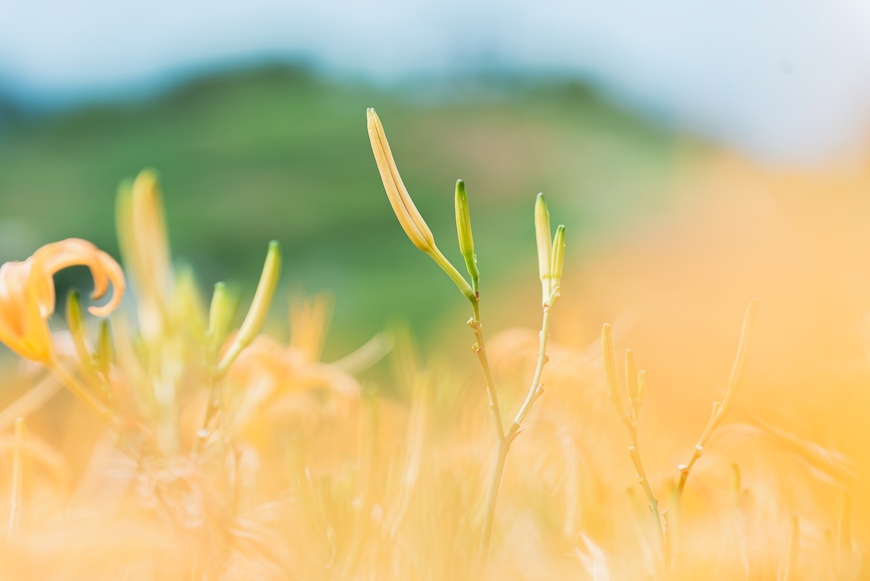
<box><xmin>0</xmin><ymin>239</ymin><xmax>125</xmax><ymax>363</ymax></box>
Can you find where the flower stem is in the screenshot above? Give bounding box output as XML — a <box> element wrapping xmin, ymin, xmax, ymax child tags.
<box><xmin>475</xmin><ymin>291</ymin><xmax>557</xmax><ymax>573</ymax></box>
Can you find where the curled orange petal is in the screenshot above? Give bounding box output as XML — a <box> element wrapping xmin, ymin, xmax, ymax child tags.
<box><xmin>0</xmin><ymin>239</ymin><xmax>125</xmax><ymax>363</ymax></box>
<box><xmin>31</xmin><ymin>238</ymin><xmax>126</xmax><ymax>318</ymax></box>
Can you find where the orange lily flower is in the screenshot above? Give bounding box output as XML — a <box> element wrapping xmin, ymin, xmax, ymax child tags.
<box><xmin>0</xmin><ymin>239</ymin><xmax>125</xmax><ymax>363</ymax></box>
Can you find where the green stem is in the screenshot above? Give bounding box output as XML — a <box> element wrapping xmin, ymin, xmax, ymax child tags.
<box><xmin>627</xmin><ymin>424</ymin><xmax>667</xmax><ymax>570</ymax></box>
<box><xmin>469</xmin><ymin>300</ymin><xmax>505</xmax><ymax>444</ymax></box>
<box><xmin>507</xmin><ymin>304</ymin><xmax>553</xmax><ymax>440</ymax></box>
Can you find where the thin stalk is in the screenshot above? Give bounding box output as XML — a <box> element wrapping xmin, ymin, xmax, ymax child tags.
<box><xmin>469</xmin><ymin>296</ymin><xmax>504</xmax><ymax>573</ymax></box>
<box><xmin>627</xmin><ymin>423</ymin><xmax>667</xmax><ymax>567</ymax></box>
<box><xmin>676</xmin><ymin>299</ymin><xmax>758</xmax><ymax>497</ymax></box>
<box><xmin>602</xmin><ymin>326</ymin><xmax>666</xmax><ymax>569</ymax></box>
<box><xmin>476</xmin><ymin>292</ymin><xmax>556</xmax><ymax>572</ymax></box>
<box><xmin>479</xmin><ymin>442</ymin><xmax>509</xmax><ymax>568</ymax></box>
<box><xmin>507</xmin><ymin>305</ymin><xmax>553</xmax><ymax>441</ymax></box>
<box><xmin>194</xmin><ymin>373</ymin><xmax>221</xmax><ymax>455</ymax></box>
<box><xmin>469</xmin><ymin>300</ymin><xmax>505</xmax><ymax>444</ymax></box>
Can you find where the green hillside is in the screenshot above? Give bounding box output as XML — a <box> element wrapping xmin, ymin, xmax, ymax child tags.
<box><xmin>0</xmin><ymin>65</ymin><xmax>696</xmax><ymax>355</ymax></box>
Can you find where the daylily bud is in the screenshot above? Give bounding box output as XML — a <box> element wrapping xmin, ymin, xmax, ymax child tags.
<box><xmin>366</xmin><ymin>108</ymin><xmax>474</xmax><ymax>302</ymax></box>
<box><xmin>216</xmin><ymin>241</ymin><xmax>281</xmax><ymax>377</ymax></box>
<box><xmin>550</xmin><ymin>224</ymin><xmax>565</xmax><ymax>298</ymax></box>
<box><xmin>534</xmin><ymin>193</ymin><xmax>552</xmax><ymax>303</ymax></box>
<box><xmin>207</xmin><ymin>282</ymin><xmax>237</xmax><ymax>357</ymax></box>
<box><xmin>66</xmin><ymin>290</ymin><xmax>99</xmax><ymax>383</ymax></box>
<box><xmin>116</xmin><ymin>170</ymin><xmax>174</xmax><ymax>342</ymax></box>
<box><xmin>96</xmin><ymin>319</ymin><xmax>113</xmax><ymax>377</ymax></box>
<box><xmin>117</xmin><ymin>171</ymin><xmax>173</xmax><ymax>293</ymax></box>
<box><xmin>454</xmin><ymin>179</ymin><xmax>479</xmax><ymax>293</ymax></box>
<box><xmin>367</xmin><ymin>108</ymin><xmax>436</xmax><ymax>254</ymax></box>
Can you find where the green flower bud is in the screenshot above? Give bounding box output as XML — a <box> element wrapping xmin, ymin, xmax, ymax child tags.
<box><xmin>454</xmin><ymin>179</ymin><xmax>479</xmax><ymax>294</ymax></box>
<box><xmin>534</xmin><ymin>193</ymin><xmax>552</xmax><ymax>303</ymax></box>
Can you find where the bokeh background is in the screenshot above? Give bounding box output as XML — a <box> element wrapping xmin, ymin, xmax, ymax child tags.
<box><xmin>3</xmin><ymin>1</ymin><xmax>870</xmax><ymax>360</ymax></box>
<box><xmin>6</xmin><ymin>4</ymin><xmax>870</xmax><ymax>577</ymax></box>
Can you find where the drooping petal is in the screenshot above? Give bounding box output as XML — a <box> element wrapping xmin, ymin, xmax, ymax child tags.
<box><xmin>0</xmin><ymin>239</ymin><xmax>126</xmax><ymax>363</ymax></box>
<box><xmin>31</xmin><ymin>238</ymin><xmax>126</xmax><ymax>317</ymax></box>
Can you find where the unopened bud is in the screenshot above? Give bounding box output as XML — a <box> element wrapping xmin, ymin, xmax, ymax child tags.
<box><xmin>207</xmin><ymin>282</ymin><xmax>238</xmax><ymax>356</ymax></box>
<box><xmin>216</xmin><ymin>241</ymin><xmax>281</xmax><ymax>377</ymax></box>
<box><xmin>367</xmin><ymin>108</ymin><xmax>436</xmax><ymax>253</ymax></box>
<box><xmin>535</xmin><ymin>193</ymin><xmax>552</xmax><ymax>302</ymax></box>
<box><xmin>66</xmin><ymin>290</ymin><xmax>98</xmax><ymax>382</ymax></box>
<box><xmin>454</xmin><ymin>179</ymin><xmax>479</xmax><ymax>293</ymax></box>
<box><xmin>366</xmin><ymin>108</ymin><xmax>473</xmax><ymax>302</ymax></box>
<box><xmin>550</xmin><ymin>224</ymin><xmax>565</xmax><ymax>297</ymax></box>
<box><xmin>96</xmin><ymin>319</ymin><xmax>113</xmax><ymax>376</ymax></box>
<box><xmin>65</xmin><ymin>290</ymin><xmax>84</xmax><ymax>338</ymax></box>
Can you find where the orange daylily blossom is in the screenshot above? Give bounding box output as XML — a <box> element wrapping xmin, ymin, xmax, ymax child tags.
<box><xmin>0</xmin><ymin>239</ymin><xmax>125</xmax><ymax>363</ymax></box>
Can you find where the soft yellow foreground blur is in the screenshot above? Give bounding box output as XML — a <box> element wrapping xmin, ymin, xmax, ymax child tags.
<box><xmin>0</xmin><ymin>151</ymin><xmax>867</xmax><ymax>580</ymax></box>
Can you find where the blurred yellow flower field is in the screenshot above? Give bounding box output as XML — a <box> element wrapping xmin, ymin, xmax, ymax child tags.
<box><xmin>0</xmin><ymin>113</ymin><xmax>867</xmax><ymax>580</ymax></box>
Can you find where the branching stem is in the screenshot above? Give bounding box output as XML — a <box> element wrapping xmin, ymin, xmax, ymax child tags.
<box><xmin>475</xmin><ymin>290</ymin><xmax>557</xmax><ymax>572</ymax></box>
<box><xmin>676</xmin><ymin>299</ymin><xmax>758</xmax><ymax>498</ymax></box>
<box><xmin>625</xmin><ymin>422</ymin><xmax>666</xmax><ymax>563</ymax></box>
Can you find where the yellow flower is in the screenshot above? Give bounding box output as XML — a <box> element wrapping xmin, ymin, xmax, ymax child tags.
<box><xmin>0</xmin><ymin>239</ymin><xmax>125</xmax><ymax>363</ymax></box>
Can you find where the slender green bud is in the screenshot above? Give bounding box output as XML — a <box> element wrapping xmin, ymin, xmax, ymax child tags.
<box><xmin>535</xmin><ymin>193</ymin><xmax>552</xmax><ymax>302</ymax></box>
<box><xmin>174</xmin><ymin>265</ymin><xmax>206</xmax><ymax>333</ymax></box>
<box><xmin>96</xmin><ymin>319</ymin><xmax>113</xmax><ymax>377</ymax></box>
<box><xmin>65</xmin><ymin>290</ymin><xmax>98</xmax><ymax>382</ymax></box>
<box><xmin>454</xmin><ymin>179</ymin><xmax>479</xmax><ymax>294</ymax></box>
<box><xmin>207</xmin><ymin>282</ymin><xmax>238</xmax><ymax>356</ymax></box>
<box><xmin>65</xmin><ymin>290</ymin><xmax>85</xmax><ymax>340</ymax></box>
<box><xmin>550</xmin><ymin>224</ymin><xmax>565</xmax><ymax>298</ymax></box>
<box><xmin>216</xmin><ymin>241</ymin><xmax>282</xmax><ymax>377</ymax></box>
<box><xmin>236</xmin><ymin>241</ymin><xmax>281</xmax><ymax>347</ymax></box>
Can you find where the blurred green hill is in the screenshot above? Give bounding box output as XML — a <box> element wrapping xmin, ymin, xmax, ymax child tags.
<box><xmin>0</xmin><ymin>65</ymin><xmax>698</xmax><ymax>356</ymax></box>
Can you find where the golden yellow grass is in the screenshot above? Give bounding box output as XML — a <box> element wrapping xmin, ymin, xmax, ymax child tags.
<box><xmin>0</xmin><ymin>139</ymin><xmax>867</xmax><ymax>580</ymax></box>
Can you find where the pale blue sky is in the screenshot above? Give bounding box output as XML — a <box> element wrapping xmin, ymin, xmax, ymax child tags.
<box><xmin>2</xmin><ymin>0</ymin><xmax>870</xmax><ymax>163</ymax></box>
